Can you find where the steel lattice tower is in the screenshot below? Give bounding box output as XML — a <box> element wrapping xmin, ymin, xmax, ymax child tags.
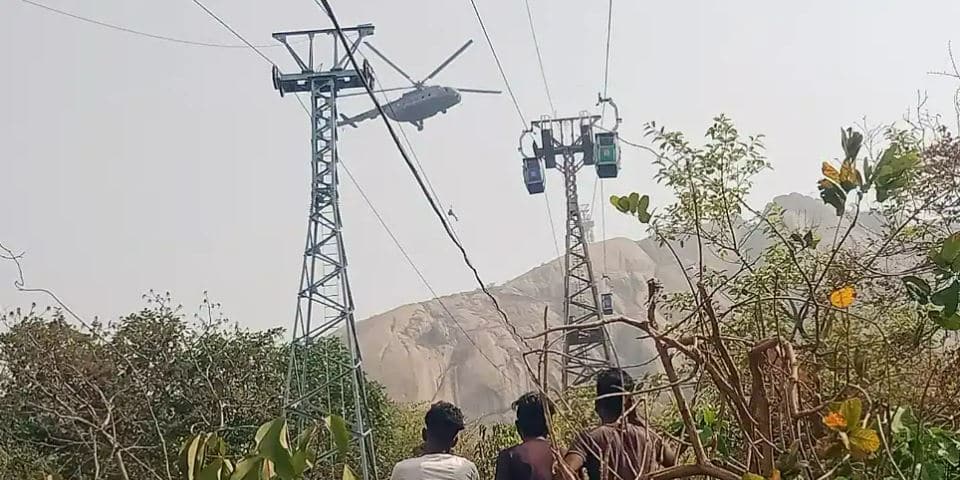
<box><xmin>271</xmin><ymin>25</ymin><xmax>377</xmax><ymax>480</ymax></box>
<box><xmin>524</xmin><ymin>115</ymin><xmax>612</xmax><ymax>389</ymax></box>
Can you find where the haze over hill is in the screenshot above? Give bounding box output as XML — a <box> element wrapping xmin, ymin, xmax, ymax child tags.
<box><xmin>356</xmin><ymin>193</ymin><xmax>881</xmax><ymax>419</ymax></box>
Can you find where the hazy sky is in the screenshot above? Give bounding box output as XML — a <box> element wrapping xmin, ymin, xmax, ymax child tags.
<box><xmin>1</xmin><ymin>0</ymin><xmax>958</xmax><ymax>331</ymax></box>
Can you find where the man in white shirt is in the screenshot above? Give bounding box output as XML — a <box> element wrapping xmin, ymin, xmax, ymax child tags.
<box><xmin>390</xmin><ymin>401</ymin><xmax>479</xmax><ymax>480</ymax></box>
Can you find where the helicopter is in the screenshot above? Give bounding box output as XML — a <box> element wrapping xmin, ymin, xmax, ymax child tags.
<box><xmin>338</xmin><ymin>39</ymin><xmax>501</xmax><ymax>131</ymax></box>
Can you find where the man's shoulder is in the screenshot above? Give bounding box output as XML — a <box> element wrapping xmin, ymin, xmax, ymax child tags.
<box><xmin>393</xmin><ymin>454</ymin><xmax>477</xmax><ymax>476</ymax></box>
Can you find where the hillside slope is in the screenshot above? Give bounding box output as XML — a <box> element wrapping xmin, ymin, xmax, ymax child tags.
<box><xmin>356</xmin><ymin>194</ymin><xmax>879</xmax><ymax>419</ymax></box>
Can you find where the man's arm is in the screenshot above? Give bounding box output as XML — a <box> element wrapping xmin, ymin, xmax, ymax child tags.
<box><xmin>494</xmin><ymin>450</ymin><xmax>510</xmax><ymax>480</ymax></box>
<box><xmin>660</xmin><ymin>442</ymin><xmax>677</xmax><ymax>467</ymax></box>
<box><xmin>556</xmin><ymin>452</ymin><xmax>584</xmax><ymax>480</ymax></box>
<box><xmin>389</xmin><ymin>462</ymin><xmax>403</xmax><ymax>480</ymax></box>
<box><xmin>463</xmin><ymin>461</ymin><xmax>480</xmax><ymax>480</ymax></box>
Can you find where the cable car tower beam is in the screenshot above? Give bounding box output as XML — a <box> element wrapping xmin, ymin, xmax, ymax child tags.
<box><xmin>522</xmin><ymin>113</ymin><xmax>614</xmax><ymax>390</ymax></box>
<box><xmin>559</xmin><ymin>149</ymin><xmax>611</xmax><ymax>389</ymax></box>
<box><xmin>272</xmin><ymin>24</ymin><xmax>377</xmax><ymax>480</ymax></box>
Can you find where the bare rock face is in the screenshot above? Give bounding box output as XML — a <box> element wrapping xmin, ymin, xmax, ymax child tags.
<box><xmin>356</xmin><ymin>238</ymin><xmax>663</xmax><ymax>421</ymax></box>
<box><xmin>356</xmin><ymin>194</ymin><xmax>880</xmax><ymax>420</ymax></box>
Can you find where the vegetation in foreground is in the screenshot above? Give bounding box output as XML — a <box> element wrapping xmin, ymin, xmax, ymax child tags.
<box><xmin>3</xmin><ymin>102</ymin><xmax>960</xmax><ymax>479</ymax></box>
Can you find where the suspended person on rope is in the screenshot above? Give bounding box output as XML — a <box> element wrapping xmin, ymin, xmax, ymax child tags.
<box><xmin>390</xmin><ymin>401</ymin><xmax>479</xmax><ymax>480</ymax></box>
<box><xmin>447</xmin><ymin>205</ymin><xmax>459</xmax><ymax>222</ymax></box>
<box><xmin>495</xmin><ymin>392</ymin><xmax>556</xmax><ymax>480</ymax></box>
<box><xmin>557</xmin><ymin>368</ymin><xmax>676</xmax><ymax>480</ymax></box>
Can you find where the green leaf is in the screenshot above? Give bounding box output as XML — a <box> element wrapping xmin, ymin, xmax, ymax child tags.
<box><xmin>295</xmin><ymin>425</ymin><xmax>316</xmax><ymax>453</ymax></box>
<box><xmin>874</xmin><ymin>146</ymin><xmax>919</xmax><ymax>202</ymax></box>
<box><xmin>702</xmin><ymin>407</ymin><xmax>716</xmax><ymax>426</ymax></box>
<box><xmin>180</xmin><ymin>434</ymin><xmax>203</xmax><ymax>480</ymax></box>
<box><xmin>841</xmin><ymin>398</ymin><xmax>863</xmax><ymax>430</ymax></box>
<box><xmin>628</xmin><ymin>192</ymin><xmax>640</xmax><ymax>211</ymax></box>
<box><xmin>902</xmin><ymin>276</ymin><xmax>932</xmax><ymax>304</ymax></box>
<box><xmin>937</xmin><ymin>233</ymin><xmax>960</xmax><ymax>268</ymax></box>
<box><xmin>637</xmin><ymin>194</ymin><xmax>650</xmax><ymax>214</ymax></box>
<box><xmin>228</xmin><ymin>458</ymin><xmax>262</xmax><ymax>480</ymax></box>
<box><xmin>198</xmin><ymin>459</ymin><xmax>224</xmax><ymax>480</ymax></box>
<box><xmin>936</xmin><ymin>313</ymin><xmax>960</xmax><ymax>330</ymax></box>
<box><xmin>931</xmin><ymin>281</ymin><xmax>960</xmax><ymax>317</ymax></box>
<box><xmin>325</xmin><ymin>415</ymin><xmax>351</xmax><ymax>458</ymax></box>
<box><xmin>343</xmin><ymin>465</ymin><xmax>359</xmax><ymax>480</ymax></box>
<box><xmin>922</xmin><ymin>463</ymin><xmax>946</xmax><ymax>480</ymax></box>
<box><xmin>637</xmin><ymin>210</ymin><xmax>652</xmax><ymax>224</ymax></box>
<box><xmin>698</xmin><ymin>424</ymin><xmax>714</xmax><ymax>444</ymax></box>
<box><xmin>292</xmin><ymin>450</ymin><xmax>309</xmax><ymax>475</ymax></box>
<box><xmin>257</xmin><ymin>419</ymin><xmax>295</xmax><ymax>480</ymax></box>
<box><xmin>742</xmin><ymin>474</ymin><xmax>765</xmax><ymax>480</ymax></box>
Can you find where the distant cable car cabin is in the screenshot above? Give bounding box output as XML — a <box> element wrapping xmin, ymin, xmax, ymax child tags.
<box><xmin>523</xmin><ymin>157</ymin><xmax>545</xmax><ymax>194</ymax></box>
<box><xmin>600</xmin><ymin>275</ymin><xmax>614</xmax><ymax>315</ymax></box>
<box><xmin>601</xmin><ymin>292</ymin><xmax>613</xmax><ymax>315</ymax></box>
<box><xmin>594</xmin><ymin>131</ymin><xmax>620</xmax><ymax>178</ymax></box>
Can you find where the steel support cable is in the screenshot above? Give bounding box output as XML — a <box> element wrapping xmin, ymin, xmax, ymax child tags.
<box><xmin>599</xmin><ymin>0</ymin><xmax>614</xmax><ymax>120</ymax></box>
<box><xmin>467</xmin><ymin>0</ymin><xmax>560</xmax><ymax>257</ymax></box>
<box><xmin>20</xmin><ymin>0</ymin><xmax>286</xmax><ymax>49</ymax></box>
<box><xmin>189</xmin><ymin>0</ymin><xmax>276</xmax><ymax>65</ymax></box>
<box><xmin>316</xmin><ymin>0</ymin><xmax>531</xmax><ymax>351</ymax></box>
<box><xmin>521</xmin><ymin>0</ymin><xmax>556</xmax><ymax>116</ymax></box>
<box><xmin>337</xmin><ymin>159</ymin><xmax>505</xmax><ymax>372</ymax></box>
<box><xmin>465</xmin><ymin>0</ymin><xmax>527</xmax><ymax>127</ymax></box>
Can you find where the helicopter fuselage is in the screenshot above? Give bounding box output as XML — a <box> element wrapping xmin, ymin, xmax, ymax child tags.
<box><xmin>384</xmin><ymin>85</ymin><xmax>462</xmax><ymax>122</ymax></box>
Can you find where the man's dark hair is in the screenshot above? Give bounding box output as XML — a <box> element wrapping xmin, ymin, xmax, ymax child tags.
<box><xmin>512</xmin><ymin>392</ymin><xmax>554</xmax><ymax>438</ymax></box>
<box><xmin>596</xmin><ymin>368</ymin><xmax>635</xmax><ymax>415</ymax></box>
<box><xmin>424</xmin><ymin>401</ymin><xmax>466</xmax><ymax>445</ymax></box>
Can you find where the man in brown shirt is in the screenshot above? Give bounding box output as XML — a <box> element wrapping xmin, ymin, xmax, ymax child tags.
<box><xmin>559</xmin><ymin>368</ymin><xmax>675</xmax><ymax>480</ymax></box>
<box><xmin>495</xmin><ymin>392</ymin><xmax>555</xmax><ymax>480</ymax></box>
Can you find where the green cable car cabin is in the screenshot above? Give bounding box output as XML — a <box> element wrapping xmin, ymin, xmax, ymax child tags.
<box><xmin>594</xmin><ymin>131</ymin><xmax>620</xmax><ymax>178</ymax></box>
<box><xmin>523</xmin><ymin>157</ymin><xmax>545</xmax><ymax>194</ymax></box>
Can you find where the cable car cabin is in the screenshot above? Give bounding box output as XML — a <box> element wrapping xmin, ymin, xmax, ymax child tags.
<box><xmin>601</xmin><ymin>292</ymin><xmax>614</xmax><ymax>315</ymax></box>
<box><xmin>523</xmin><ymin>157</ymin><xmax>545</xmax><ymax>194</ymax></box>
<box><xmin>594</xmin><ymin>131</ymin><xmax>620</xmax><ymax>178</ymax></box>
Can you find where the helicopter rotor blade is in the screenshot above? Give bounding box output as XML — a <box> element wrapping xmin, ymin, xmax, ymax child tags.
<box><xmin>337</xmin><ymin>87</ymin><xmax>411</xmax><ymax>98</ymax></box>
<box><xmin>363</xmin><ymin>42</ymin><xmax>418</xmax><ymax>87</ymax></box>
<box><xmin>454</xmin><ymin>87</ymin><xmax>502</xmax><ymax>94</ymax></box>
<box><xmin>420</xmin><ymin>39</ymin><xmax>474</xmax><ymax>84</ymax></box>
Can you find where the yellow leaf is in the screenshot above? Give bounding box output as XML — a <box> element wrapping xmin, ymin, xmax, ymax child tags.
<box><xmin>770</xmin><ymin>470</ymin><xmax>781</xmax><ymax>480</ymax></box>
<box><xmin>848</xmin><ymin>427</ymin><xmax>880</xmax><ymax>460</ymax></box>
<box><xmin>838</xmin><ymin>159</ymin><xmax>862</xmax><ymax>191</ymax></box>
<box><xmin>830</xmin><ymin>285</ymin><xmax>856</xmax><ymax>308</ymax></box>
<box><xmin>822</xmin><ymin>162</ymin><xmax>840</xmax><ymax>181</ymax></box>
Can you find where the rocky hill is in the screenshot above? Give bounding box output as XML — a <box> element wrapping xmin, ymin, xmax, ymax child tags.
<box><xmin>356</xmin><ymin>194</ymin><xmax>880</xmax><ymax>420</ymax></box>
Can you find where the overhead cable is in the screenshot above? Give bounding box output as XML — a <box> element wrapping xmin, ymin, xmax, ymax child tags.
<box><xmin>521</xmin><ymin>0</ymin><xmax>556</xmax><ymax>115</ymax></box>
<box><xmin>465</xmin><ymin>0</ymin><xmax>527</xmax><ymax>126</ymax></box>
<box><xmin>189</xmin><ymin>0</ymin><xmax>277</xmax><ymax>65</ymax></box>
<box><xmin>20</xmin><ymin>0</ymin><xmax>282</xmax><ymax>49</ymax></box>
